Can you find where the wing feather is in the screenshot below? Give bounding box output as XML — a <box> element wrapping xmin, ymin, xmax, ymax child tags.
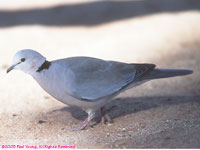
<box><xmin>54</xmin><ymin>57</ymin><xmax>136</xmax><ymax>100</ymax></box>
<box><xmin>54</xmin><ymin>57</ymin><xmax>155</xmax><ymax>100</ymax></box>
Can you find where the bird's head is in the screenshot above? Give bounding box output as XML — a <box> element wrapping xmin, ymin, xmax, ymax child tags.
<box><xmin>7</xmin><ymin>49</ymin><xmax>46</xmax><ymax>75</ymax></box>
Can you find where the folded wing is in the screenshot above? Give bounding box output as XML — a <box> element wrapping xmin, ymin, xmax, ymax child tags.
<box><xmin>55</xmin><ymin>57</ymin><xmax>155</xmax><ymax>100</ymax></box>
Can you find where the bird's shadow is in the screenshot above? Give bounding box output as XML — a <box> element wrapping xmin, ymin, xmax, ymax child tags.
<box><xmin>51</xmin><ymin>95</ymin><xmax>199</xmax><ymax>122</ymax></box>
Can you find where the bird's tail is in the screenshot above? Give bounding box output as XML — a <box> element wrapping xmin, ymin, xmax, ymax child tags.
<box><xmin>145</xmin><ymin>68</ymin><xmax>193</xmax><ymax>80</ymax></box>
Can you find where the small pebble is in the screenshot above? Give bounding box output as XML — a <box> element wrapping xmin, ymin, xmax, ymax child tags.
<box><xmin>38</xmin><ymin>120</ymin><xmax>46</xmax><ymax>124</ymax></box>
<box><xmin>44</xmin><ymin>96</ymin><xmax>50</xmax><ymax>99</ymax></box>
<box><xmin>1</xmin><ymin>64</ymin><xmax>9</xmax><ymax>69</ymax></box>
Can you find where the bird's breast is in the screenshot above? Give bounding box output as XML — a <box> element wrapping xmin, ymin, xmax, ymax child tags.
<box><xmin>32</xmin><ymin>65</ymin><xmax>77</xmax><ymax>105</ymax></box>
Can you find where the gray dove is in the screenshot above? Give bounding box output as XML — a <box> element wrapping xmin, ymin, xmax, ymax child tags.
<box><xmin>7</xmin><ymin>49</ymin><xmax>193</xmax><ymax>130</ymax></box>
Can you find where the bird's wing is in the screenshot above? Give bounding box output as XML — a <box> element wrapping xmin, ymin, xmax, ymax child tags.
<box><xmin>54</xmin><ymin>57</ymin><xmax>155</xmax><ymax>100</ymax></box>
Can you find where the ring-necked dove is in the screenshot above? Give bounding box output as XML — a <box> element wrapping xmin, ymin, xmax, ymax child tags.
<box><xmin>7</xmin><ymin>49</ymin><xmax>193</xmax><ymax>130</ymax></box>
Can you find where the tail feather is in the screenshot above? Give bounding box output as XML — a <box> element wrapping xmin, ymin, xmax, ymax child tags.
<box><xmin>145</xmin><ymin>68</ymin><xmax>193</xmax><ymax>80</ymax></box>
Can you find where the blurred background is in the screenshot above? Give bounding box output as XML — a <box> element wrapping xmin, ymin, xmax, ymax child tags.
<box><xmin>0</xmin><ymin>0</ymin><xmax>200</xmax><ymax>148</ymax></box>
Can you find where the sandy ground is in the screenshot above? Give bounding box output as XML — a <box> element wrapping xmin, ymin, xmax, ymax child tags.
<box><xmin>0</xmin><ymin>0</ymin><xmax>200</xmax><ymax>148</ymax></box>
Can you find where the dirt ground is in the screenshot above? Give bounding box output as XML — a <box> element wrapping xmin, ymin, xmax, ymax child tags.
<box><xmin>0</xmin><ymin>0</ymin><xmax>200</xmax><ymax>148</ymax></box>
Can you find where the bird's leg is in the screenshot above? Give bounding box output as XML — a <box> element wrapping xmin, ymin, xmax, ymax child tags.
<box><xmin>73</xmin><ymin>111</ymin><xmax>96</xmax><ymax>130</ymax></box>
<box><xmin>100</xmin><ymin>106</ymin><xmax>113</xmax><ymax>124</ymax></box>
<box><xmin>79</xmin><ymin>117</ymin><xmax>89</xmax><ymax>129</ymax></box>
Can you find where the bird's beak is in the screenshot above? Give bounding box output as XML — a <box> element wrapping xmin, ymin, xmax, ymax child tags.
<box><xmin>7</xmin><ymin>63</ymin><xmax>17</xmax><ymax>73</ymax></box>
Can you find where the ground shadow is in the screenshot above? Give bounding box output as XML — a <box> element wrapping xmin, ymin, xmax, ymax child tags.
<box><xmin>51</xmin><ymin>95</ymin><xmax>200</xmax><ymax>122</ymax></box>
<box><xmin>0</xmin><ymin>0</ymin><xmax>200</xmax><ymax>28</ymax></box>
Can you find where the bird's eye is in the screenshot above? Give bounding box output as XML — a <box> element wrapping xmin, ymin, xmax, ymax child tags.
<box><xmin>21</xmin><ymin>58</ymin><xmax>26</xmax><ymax>62</ymax></box>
